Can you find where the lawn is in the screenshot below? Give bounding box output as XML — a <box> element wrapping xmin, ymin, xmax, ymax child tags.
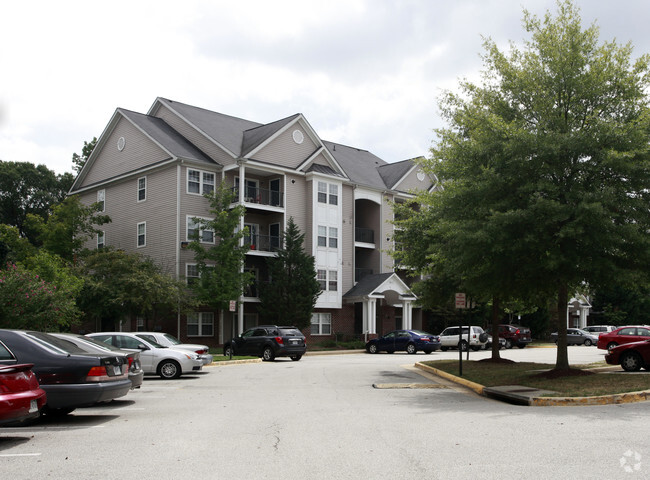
<box><xmin>422</xmin><ymin>359</ymin><xmax>650</xmax><ymax>397</ymax></box>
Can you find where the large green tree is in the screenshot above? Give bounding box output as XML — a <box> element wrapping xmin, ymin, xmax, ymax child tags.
<box><xmin>398</xmin><ymin>1</ymin><xmax>650</xmax><ymax>370</ymax></box>
<box><xmin>258</xmin><ymin>217</ymin><xmax>321</xmax><ymax>331</ymax></box>
<box><xmin>0</xmin><ymin>161</ymin><xmax>73</xmax><ymax>243</ymax></box>
<box><xmin>187</xmin><ymin>182</ymin><xmax>252</xmax><ymax>312</ymax></box>
<box><xmin>72</xmin><ymin>137</ymin><xmax>97</xmax><ymax>175</ymax></box>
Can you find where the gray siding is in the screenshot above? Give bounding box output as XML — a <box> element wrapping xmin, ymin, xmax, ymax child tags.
<box><xmin>341</xmin><ymin>184</ymin><xmax>354</xmax><ymax>294</ymax></box>
<box><xmin>380</xmin><ymin>193</ymin><xmax>396</xmax><ymax>273</ymax></box>
<box><xmin>395</xmin><ymin>167</ymin><xmax>433</xmax><ymax>193</ymax></box>
<box><xmin>81</xmin><ymin>117</ymin><xmax>170</xmax><ymax>188</ymax></box>
<box><xmin>253</xmin><ymin>126</ymin><xmax>318</xmax><ymax>168</ymax></box>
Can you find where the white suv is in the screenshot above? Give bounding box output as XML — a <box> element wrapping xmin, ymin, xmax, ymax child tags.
<box><xmin>439</xmin><ymin>326</ymin><xmax>488</xmax><ymax>351</ymax></box>
<box><xmin>583</xmin><ymin>325</ymin><xmax>616</xmax><ymax>336</ymax></box>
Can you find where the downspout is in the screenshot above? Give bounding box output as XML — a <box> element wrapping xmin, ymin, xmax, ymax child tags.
<box><xmin>176</xmin><ymin>163</ymin><xmax>182</xmax><ymax>339</ymax></box>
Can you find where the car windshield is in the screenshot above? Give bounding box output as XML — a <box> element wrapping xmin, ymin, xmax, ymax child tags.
<box><xmin>162</xmin><ymin>333</ymin><xmax>181</xmax><ymax>345</ymax></box>
<box><xmin>278</xmin><ymin>328</ymin><xmax>302</xmax><ymax>336</ymax></box>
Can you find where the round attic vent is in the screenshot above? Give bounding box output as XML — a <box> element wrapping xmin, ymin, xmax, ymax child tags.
<box><xmin>117</xmin><ymin>137</ymin><xmax>126</xmax><ymax>151</ymax></box>
<box><xmin>417</xmin><ymin>170</ymin><xmax>425</xmax><ymax>181</ymax></box>
<box><xmin>292</xmin><ymin>129</ymin><xmax>304</xmax><ymax>144</ymax></box>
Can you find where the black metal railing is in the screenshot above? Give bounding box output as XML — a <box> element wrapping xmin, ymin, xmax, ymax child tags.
<box><xmin>232</xmin><ymin>187</ymin><xmax>284</xmax><ymax>207</ymax></box>
<box><xmin>244</xmin><ymin>234</ymin><xmax>283</xmax><ymax>252</ymax></box>
<box><xmin>355</xmin><ymin>227</ymin><xmax>374</xmax><ymax>243</ymax></box>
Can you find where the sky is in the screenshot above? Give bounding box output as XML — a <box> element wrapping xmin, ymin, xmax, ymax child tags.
<box><xmin>2</xmin><ymin>0</ymin><xmax>650</xmax><ymax>175</ymax></box>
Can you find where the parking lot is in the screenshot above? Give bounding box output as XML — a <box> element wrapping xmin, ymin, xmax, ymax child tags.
<box><xmin>1</xmin><ymin>346</ymin><xmax>648</xmax><ymax>479</ymax></box>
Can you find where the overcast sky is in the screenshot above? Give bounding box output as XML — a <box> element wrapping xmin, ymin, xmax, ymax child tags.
<box><xmin>2</xmin><ymin>0</ymin><xmax>650</xmax><ymax>175</ymax></box>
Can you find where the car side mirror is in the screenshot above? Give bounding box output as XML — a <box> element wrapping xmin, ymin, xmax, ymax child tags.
<box><xmin>137</xmin><ymin>343</ymin><xmax>150</xmax><ymax>350</ymax></box>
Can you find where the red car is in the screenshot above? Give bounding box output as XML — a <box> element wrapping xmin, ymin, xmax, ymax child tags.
<box><xmin>597</xmin><ymin>326</ymin><xmax>650</xmax><ymax>351</ymax></box>
<box><xmin>1</xmin><ymin>340</ymin><xmax>47</xmax><ymax>425</ymax></box>
<box><xmin>605</xmin><ymin>339</ymin><xmax>650</xmax><ymax>372</ymax></box>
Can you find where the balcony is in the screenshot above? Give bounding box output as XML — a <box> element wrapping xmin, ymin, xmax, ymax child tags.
<box><xmin>355</xmin><ymin>227</ymin><xmax>375</xmax><ymax>248</ymax></box>
<box><xmin>244</xmin><ymin>234</ymin><xmax>283</xmax><ymax>253</ymax></box>
<box><xmin>355</xmin><ymin>268</ymin><xmax>373</xmax><ymax>282</ymax></box>
<box><xmin>232</xmin><ymin>186</ymin><xmax>284</xmax><ymax>208</ymax></box>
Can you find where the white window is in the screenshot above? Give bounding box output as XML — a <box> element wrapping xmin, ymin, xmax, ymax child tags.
<box><xmin>186</xmin><ymin>264</ymin><xmax>199</xmax><ymax>285</ymax></box>
<box><xmin>317</xmin><ymin>182</ymin><xmax>327</xmax><ymax>203</ymax></box>
<box><xmin>97</xmin><ymin>189</ymin><xmax>105</xmax><ymax>212</ymax></box>
<box><xmin>187</xmin><ymin>312</ymin><xmax>214</xmax><ymax>337</ymax></box>
<box><xmin>329</xmin><ymin>184</ymin><xmax>338</xmax><ymax>205</ymax></box>
<box><xmin>188</xmin><ymin>168</ymin><xmax>215</xmax><ymax>195</ymax></box>
<box><xmin>328</xmin><ymin>270</ymin><xmax>338</xmax><ymax>291</ymax></box>
<box><xmin>137</xmin><ymin>222</ymin><xmax>146</xmax><ymax>247</ymax></box>
<box><xmin>137</xmin><ymin>177</ymin><xmax>146</xmax><ymax>202</ymax></box>
<box><xmin>187</xmin><ymin>216</ymin><xmax>214</xmax><ymax>243</ymax></box>
<box><xmin>311</xmin><ymin>313</ymin><xmax>331</xmax><ymax>335</ymax></box>
<box><xmin>317</xmin><ymin>226</ymin><xmax>327</xmax><ymax>247</ymax></box>
<box><xmin>328</xmin><ymin>227</ymin><xmax>338</xmax><ymax>249</ymax></box>
<box><xmin>97</xmin><ymin>231</ymin><xmax>105</xmax><ymax>249</ymax></box>
<box><xmin>136</xmin><ymin>316</ymin><xmax>145</xmax><ymax>332</ymax></box>
<box><xmin>317</xmin><ymin>270</ymin><xmax>327</xmax><ymax>290</ymax></box>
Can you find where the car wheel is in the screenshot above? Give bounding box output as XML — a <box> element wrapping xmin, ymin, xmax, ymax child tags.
<box><xmin>459</xmin><ymin>341</ymin><xmax>468</xmax><ymax>352</ymax></box>
<box><xmin>367</xmin><ymin>344</ymin><xmax>378</xmax><ymax>354</ymax></box>
<box><xmin>224</xmin><ymin>345</ymin><xmax>234</xmax><ymax>357</ymax></box>
<box><xmin>621</xmin><ymin>351</ymin><xmax>643</xmax><ymax>372</ymax></box>
<box><xmin>607</xmin><ymin>342</ymin><xmax>618</xmax><ymax>351</ymax></box>
<box><xmin>584</xmin><ymin>339</ymin><xmax>592</xmax><ymax>347</ymax></box>
<box><xmin>471</xmin><ymin>346</ymin><xmax>480</xmax><ymax>351</ymax></box>
<box><xmin>44</xmin><ymin>406</ymin><xmax>75</xmax><ymax>416</ymax></box>
<box><xmin>424</xmin><ymin>350</ymin><xmax>432</xmax><ymax>354</ymax></box>
<box><xmin>406</xmin><ymin>343</ymin><xmax>417</xmax><ymax>354</ymax></box>
<box><xmin>517</xmin><ymin>344</ymin><xmax>526</xmax><ymax>349</ymax></box>
<box><xmin>505</xmin><ymin>339</ymin><xmax>513</xmax><ymax>349</ymax></box>
<box><xmin>262</xmin><ymin>346</ymin><xmax>275</xmax><ymax>361</ymax></box>
<box><xmin>290</xmin><ymin>355</ymin><xmax>302</xmax><ymax>361</ymax></box>
<box><xmin>441</xmin><ymin>346</ymin><xmax>448</xmax><ymax>352</ymax></box>
<box><xmin>159</xmin><ymin>360</ymin><xmax>182</xmax><ymax>379</ymax></box>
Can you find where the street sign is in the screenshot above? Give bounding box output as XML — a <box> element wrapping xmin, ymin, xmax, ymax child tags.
<box><xmin>229</xmin><ymin>300</ymin><xmax>236</xmax><ymax>312</ymax></box>
<box><xmin>455</xmin><ymin>293</ymin><xmax>466</xmax><ymax>309</ymax></box>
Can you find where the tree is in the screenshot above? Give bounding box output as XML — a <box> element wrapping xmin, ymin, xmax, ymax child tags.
<box><xmin>76</xmin><ymin>248</ymin><xmax>195</xmax><ymax>329</ymax></box>
<box><xmin>25</xmin><ymin>195</ymin><xmax>110</xmax><ymax>262</ymax></box>
<box><xmin>399</xmin><ymin>1</ymin><xmax>650</xmax><ymax>370</ymax></box>
<box><xmin>0</xmin><ymin>161</ymin><xmax>73</xmax><ymax>243</ymax></box>
<box><xmin>0</xmin><ymin>262</ymin><xmax>81</xmax><ymax>331</ymax></box>
<box><xmin>72</xmin><ymin>137</ymin><xmax>97</xmax><ymax>175</ymax></box>
<box><xmin>187</xmin><ymin>182</ymin><xmax>252</xmax><ymax>312</ymax></box>
<box><xmin>258</xmin><ymin>217</ymin><xmax>321</xmax><ymax>331</ymax></box>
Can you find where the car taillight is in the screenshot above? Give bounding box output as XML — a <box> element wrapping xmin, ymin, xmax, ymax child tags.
<box><xmin>127</xmin><ymin>357</ymin><xmax>134</xmax><ymax>368</ymax></box>
<box><xmin>86</xmin><ymin>366</ymin><xmax>111</xmax><ymax>382</ymax></box>
<box><xmin>195</xmin><ymin>349</ymin><xmax>207</xmax><ymax>354</ymax></box>
<box><xmin>421</xmin><ymin>337</ymin><xmax>430</xmax><ymax>342</ymax></box>
<box><xmin>275</xmin><ymin>336</ymin><xmax>284</xmax><ymax>345</ymax></box>
<box><xmin>515</xmin><ymin>329</ymin><xmax>520</xmax><ymax>334</ymax></box>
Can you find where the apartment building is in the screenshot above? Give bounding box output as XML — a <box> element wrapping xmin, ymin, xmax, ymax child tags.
<box><xmin>69</xmin><ymin>97</ymin><xmax>436</xmax><ymax>347</ymax></box>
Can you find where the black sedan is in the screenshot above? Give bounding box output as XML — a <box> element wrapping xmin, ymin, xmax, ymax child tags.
<box><xmin>50</xmin><ymin>333</ymin><xmax>144</xmax><ymax>389</ymax></box>
<box><xmin>365</xmin><ymin>329</ymin><xmax>441</xmax><ymax>354</ymax></box>
<box><xmin>0</xmin><ymin>329</ymin><xmax>132</xmax><ymax>415</ymax></box>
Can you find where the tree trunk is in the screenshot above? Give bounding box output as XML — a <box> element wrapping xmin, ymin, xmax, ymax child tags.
<box><xmin>491</xmin><ymin>296</ymin><xmax>501</xmax><ymax>360</ymax></box>
<box><xmin>555</xmin><ymin>283</ymin><xmax>569</xmax><ymax>370</ymax></box>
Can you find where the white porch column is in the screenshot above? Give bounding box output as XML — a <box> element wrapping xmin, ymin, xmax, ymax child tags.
<box><xmin>363</xmin><ymin>298</ymin><xmax>377</xmax><ymax>335</ymax></box>
<box><xmin>402</xmin><ymin>299</ymin><xmax>413</xmax><ymax>330</ymax></box>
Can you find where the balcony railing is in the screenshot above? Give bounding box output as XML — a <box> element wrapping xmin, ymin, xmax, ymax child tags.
<box><xmin>244</xmin><ymin>234</ymin><xmax>283</xmax><ymax>252</ymax></box>
<box><xmin>232</xmin><ymin>187</ymin><xmax>284</xmax><ymax>207</ymax></box>
<box><xmin>355</xmin><ymin>227</ymin><xmax>374</xmax><ymax>244</ymax></box>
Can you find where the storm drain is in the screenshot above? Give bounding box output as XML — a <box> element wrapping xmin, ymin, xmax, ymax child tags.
<box><xmin>373</xmin><ymin>383</ymin><xmax>449</xmax><ymax>389</ymax></box>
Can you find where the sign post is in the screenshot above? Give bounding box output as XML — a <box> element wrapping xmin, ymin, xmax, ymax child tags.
<box><xmin>455</xmin><ymin>293</ymin><xmax>466</xmax><ymax>376</ymax></box>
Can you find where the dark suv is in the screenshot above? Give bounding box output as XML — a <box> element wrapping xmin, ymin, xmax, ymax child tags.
<box><xmin>224</xmin><ymin>325</ymin><xmax>306</xmax><ymax>361</ymax></box>
<box><xmin>492</xmin><ymin>324</ymin><xmax>532</xmax><ymax>349</ymax></box>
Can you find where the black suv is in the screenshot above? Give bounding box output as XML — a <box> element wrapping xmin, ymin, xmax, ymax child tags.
<box><xmin>224</xmin><ymin>325</ymin><xmax>306</xmax><ymax>361</ymax></box>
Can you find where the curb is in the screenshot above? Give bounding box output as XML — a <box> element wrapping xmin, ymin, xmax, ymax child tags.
<box><xmin>414</xmin><ymin>362</ymin><xmax>650</xmax><ymax>406</ymax></box>
<box><xmin>207</xmin><ymin>358</ymin><xmax>262</xmax><ymax>366</ymax></box>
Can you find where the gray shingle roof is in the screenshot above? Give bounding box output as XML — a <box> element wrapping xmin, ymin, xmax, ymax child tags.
<box><xmin>242</xmin><ymin>114</ymin><xmax>301</xmax><ymax>157</ymax></box>
<box><xmin>322</xmin><ymin>140</ymin><xmax>391</xmax><ymax>190</ymax></box>
<box><xmin>343</xmin><ymin>272</ymin><xmax>395</xmax><ymax>298</ymax></box>
<box><xmin>377</xmin><ymin>159</ymin><xmax>414</xmax><ymax>190</ymax></box>
<box><xmin>120</xmin><ymin>109</ymin><xmax>215</xmax><ymax>165</ymax></box>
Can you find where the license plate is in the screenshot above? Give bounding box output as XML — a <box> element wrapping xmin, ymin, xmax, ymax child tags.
<box><xmin>29</xmin><ymin>399</ymin><xmax>38</xmax><ymax>413</ymax></box>
<box><xmin>290</xmin><ymin>340</ymin><xmax>299</xmax><ymax>345</ymax></box>
<box><xmin>113</xmin><ymin>365</ymin><xmax>122</xmax><ymax>375</ymax></box>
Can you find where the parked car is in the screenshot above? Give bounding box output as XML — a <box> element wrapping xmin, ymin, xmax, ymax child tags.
<box><xmin>133</xmin><ymin>332</ymin><xmax>213</xmax><ymax>365</ymax></box>
<box><xmin>87</xmin><ymin>332</ymin><xmax>203</xmax><ymax>379</ymax></box>
<box><xmin>484</xmin><ymin>334</ymin><xmax>506</xmax><ymax>350</ymax></box>
<box><xmin>550</xmin><ymin>329</ymin><xmax>599</xmax><ymax>346</ymax></box>
<box><xmin>50</xmin><ymin>333</ymin><xmax>144</xmax><ymax>389</ymax></box>
<box><xmin>0</xmin><ymin>340</ymin><xmax>47</xmax><ymax>425</ymax></box>
<box><xmin>224</xmin><ymin>325</ymin><xmax>306</xmax><ymax>361</ymax></box>
<box><xmin>488</xmin><ymin>324</ymin><xmax>532</xmax><ymax>349</ymax></box>
<box><xmin>439</xmin><ymin>326</ymin><xmax>488</xmax><ymax>351</ymax></box>
<box><xmin>0</xmin><ymin>329</ymin><xmax>131</xmax><ymax>416</ymax></box>
<box><xmin>583</xmin><ymin>325</ymin><xmax>616</xmax><ymax>336</ymax></box>
<box><xmin>597</xmin><ymin>326</ymin><xmax>650</xmax><ymax>351</ymax></box>
<box><xmin>365</xmin><ymin>329</ymin><xmax>441</xmax><ymax>354</ymax></box>
<box><xmin>605</xmin><ymin>339</ymin><xmax>650</xmax><ymax>372</ymax></box>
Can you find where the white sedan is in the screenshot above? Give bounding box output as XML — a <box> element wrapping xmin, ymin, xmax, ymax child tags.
<box><xmin>87</xmin><ymin>332</ymin><xmax>203</xmax><ymax>379</ymax></box>
<box><xmin>133</xmin><ymin>332</ymin><xmax>213</xmax><ymax>365</ymax></box>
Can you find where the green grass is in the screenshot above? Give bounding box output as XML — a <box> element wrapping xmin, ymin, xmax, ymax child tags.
<box><xmin>423</xmin><ymin>359</ymin><xmax>650</xmax><ymax>397</ymax></box>
<box><xmin>211</xmin><ymin>355</ymin><xmax>258</xmax><ymax>362</ymax></box>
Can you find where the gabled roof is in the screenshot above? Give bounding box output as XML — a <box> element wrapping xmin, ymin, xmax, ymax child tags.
<box><xmin>343</xmin><ymin>273</ymin><xmax>415</xmax><ymax>300</ymax></box>
<box><xmin>119</xmin><ymin>109</ymin><xmax>214</xmax><ymax>165</ymax></box>
<box><xmin>322</xmin><ymin>141</ymin><xmax>390</xmax><ymax>191</ymax></box>
<box><xmin>241</xmin><ymin>114</ymin><xmax>301</xmax><ymax>157</ymax></box>
<box><xmin>377</xmin><ymin>159</ymin><xmax>415</xmax><ymax>190</ymax></box>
